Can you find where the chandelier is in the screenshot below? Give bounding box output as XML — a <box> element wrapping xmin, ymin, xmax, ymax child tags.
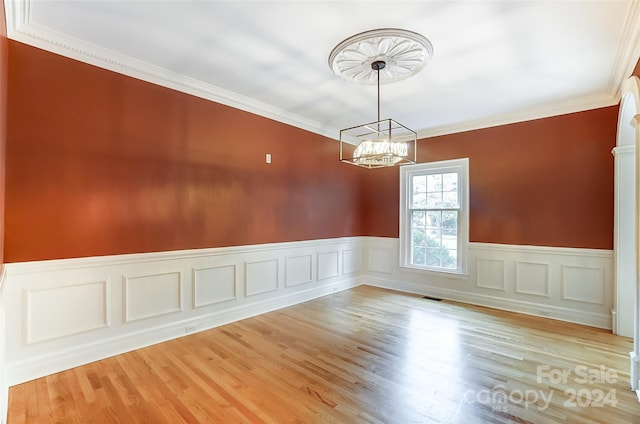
<box><xmin>328</xmin><ymin>29</ymin><xmax>433</xmax><ymax>169</ymax></box>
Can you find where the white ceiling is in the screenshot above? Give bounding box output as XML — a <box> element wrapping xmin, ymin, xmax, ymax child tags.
<box><xmin>5</xmin><ymin>1</ymin><xmax>640</xmax><ymax>140</ymax></box>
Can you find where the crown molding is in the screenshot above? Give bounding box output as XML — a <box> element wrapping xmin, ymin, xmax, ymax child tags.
<box><xmin>3</xmin><ymin>0</ymin><xmax>634</xmax><ymax>143</ymax></box>
<box><xmin>417</xmin><ymin>92</ymin><xmax>619</xmax><ymax>139</ymax></box>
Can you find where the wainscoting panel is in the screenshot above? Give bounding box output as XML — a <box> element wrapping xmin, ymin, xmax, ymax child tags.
<box><xmin>562</xmin><ymin>265</ymin><xmax>606</xmax><ymax>305</ymax></box>
<box><xmin>476</xmin><ymin>258</ymin><xmax>505</xmax><ymax>291</ymax></box>
<box><xmin>2</xmin><ymin>237</ymin><xmax>363</xmax><ymax>387</ymax></box>
<box><xmin>245</xmin><ymin>260</ymin><xmax>279</xmax><ymax>297</ymax></box>
<box><xmin>285</xmin><ymin>255</ymin><xmax>312</xmax><ymax>288</ymax></box>
<box><xmin>515</xmin><ymin>261</ymin><xmax>550</xmax><ymax>297</ymax></box>
<box><xmin>124</xmin><ymin>272</ymin><xmax>182</xmax><ymax>323</ymax></box>
<box><xmin>343</xmin><ymin>249</ymin><xmax>361</xmax><ymax>275</ymax></box>
<box><xmin>368</xmin><ymin>247</ymin><xmax>395</xmax><ymax>274</ymax></box>
<box><xmin>26</xmin><ymin>281</ymin><xmax>109</xmax><ymax>344</ymax></box>
<box><xmin>317</xmin><ymin>251</ymin><xmax>339</xmax><ymax>281</ymax></box>
<box><xmin>193</xmin><ymin>265</ymin><xmax>237</xmax><ymax>308</ymax></box>
<box><xmin>363</xmin><ymin>238</ymin><xmax>613</xmax><ymax>329</ymax></box>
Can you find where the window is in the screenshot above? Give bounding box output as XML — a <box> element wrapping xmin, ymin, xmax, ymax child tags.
<box><xmin>400</xmin><ymin>158</ymin><xmax>469</xmax><ymax>274</ymax></box>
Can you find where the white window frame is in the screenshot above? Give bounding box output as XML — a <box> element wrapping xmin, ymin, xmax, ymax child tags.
<box><xmin>399</xmin><ymin>158</ymin><xmax>469</xmax><ymax>275</ymax></box>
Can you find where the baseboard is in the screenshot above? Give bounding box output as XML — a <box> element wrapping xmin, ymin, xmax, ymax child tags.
<box><xmin>365</xmin><ymin>276</ymin><xmax>611</xmax><ymax>329</ymax></box>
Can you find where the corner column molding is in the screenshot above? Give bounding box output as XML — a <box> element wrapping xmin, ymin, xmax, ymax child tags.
<box><xmin>616</xmin><ymin>77</ymin><xmax>640</xmax><ymax>398</ymax></box>
<box><xmin>612</xmin><ymin>138</ymin><xmax>636</xmax><ymax>335</ymax></box>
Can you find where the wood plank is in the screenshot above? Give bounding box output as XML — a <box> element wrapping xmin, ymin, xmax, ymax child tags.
<box><xmin>8</xmin><ymin>286</ymin><xmax>640</xmax><ymax>423</ymax></box>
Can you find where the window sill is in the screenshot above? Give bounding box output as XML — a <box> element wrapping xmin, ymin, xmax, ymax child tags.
<box><xmin>400</xmin><ymin>265</ymin><xmax>470</xmax><ymax>281</ymax></box>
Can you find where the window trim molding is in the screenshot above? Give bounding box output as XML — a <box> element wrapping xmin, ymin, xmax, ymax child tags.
<box><xmin>399</xmin><ymin>158</ymin><xmax>470</xmax><ymax>275</ymax></box>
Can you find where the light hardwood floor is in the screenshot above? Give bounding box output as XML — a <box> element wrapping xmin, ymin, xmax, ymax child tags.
<box><xmin>7</xmin><ymin>285</ymin><xmax>640</xmax><ymax>423</ymax></box>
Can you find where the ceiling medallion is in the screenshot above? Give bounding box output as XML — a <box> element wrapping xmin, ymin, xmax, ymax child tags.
<box><xmin>328</xmin><ymin>28</ymin><xmax>433</xmax><ymax>85</ymax></box>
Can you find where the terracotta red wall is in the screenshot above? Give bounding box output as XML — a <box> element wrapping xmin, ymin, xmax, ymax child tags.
<box><xmin>362</xmin><ymin>107</ymin><xmax>618</xmax><ymax>249</ymax></box>
<box><xmin>5</xmin><ymin>41</ymin><xmax>365</xmax><ymax>262</ymax></box>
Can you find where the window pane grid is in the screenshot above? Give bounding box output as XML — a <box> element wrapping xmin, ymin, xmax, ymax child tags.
<box><xmin>409</xmin><ymin>171</ymin><xmax>460</xmax><ymax>270</ymax></box>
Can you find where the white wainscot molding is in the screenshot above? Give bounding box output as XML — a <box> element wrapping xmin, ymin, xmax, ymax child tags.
<box><xmin>476</xmin><ymin>258</ymin><xmax>505</xmax><ymax>291</ymax></box>
<box><xmin>193</xmin><ymin>265</ymin><xmax>237</xmax><ymax>308</ymax></box>
<box><xmin>245</xmin><ymin>259</ymin><xmax>279</xmax><ymax>297</ymax></box>
<box><xmin>0</xmin><ymin>236</ymin><xmax>615</xmax><ymax>398</ymax></box>
<box><xmin>125</xmin><ymin>272</ymin><xmax>182</xmax><ymax>323</ymax></box>
<box><xmin>362</xmin><ymin>237</ymin><xmax>613</xmax><ymax>330</ymax></box>
<box><xmin>342</xmin><ymin>248</ymin><xmax>361</xmax><ymax>275</ymax></box>
<box><xmin>317</xmin><ymin>251</ymin><xmax>339</xmax><ymax>281</ymax></box>
<box><xmin>285</xmin><ymin>255</ymin><xmax>312</xmax><ymax>288</ymax></box>
<box><xmin>2</xmin><ymin>237</ymin><xmax>364</xmax><ymax>386</ymax></box>
<box><xmin>515</xmin><ymin>261</ymin><xmax>550</xmax><ymax>298</ymax></box>
<box><xmin>27</xmin><ymin>280</ymin><xmax>110</xmax><ymax>343</ymax></box>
